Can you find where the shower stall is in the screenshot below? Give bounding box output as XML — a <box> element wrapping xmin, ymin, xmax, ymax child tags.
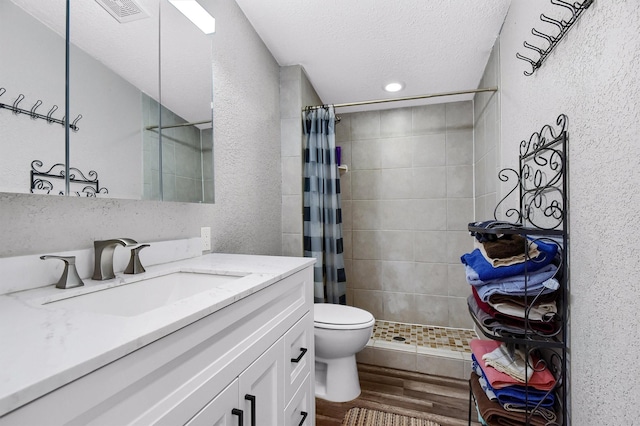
<box><xmin>280</xmin><ymin>60</ymin><xmax>501</xmax><ymax>379</ymax></box>
<box><xmin>334</xmin><ymin>101</ymin><xmax>477</xmax><ymax>376</ymax></box>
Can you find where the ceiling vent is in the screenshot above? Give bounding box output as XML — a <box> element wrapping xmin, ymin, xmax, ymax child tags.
<box><xmin>95</xmin><ymin>0</ymin><xmax>150</xmax><ymax>23</ymax></box>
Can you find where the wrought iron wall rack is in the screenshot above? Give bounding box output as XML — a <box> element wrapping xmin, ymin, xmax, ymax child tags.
<box><xmin>0</xmin><ymin>87</ymin><xmax>82</xmax><ymax>131</ymax></box>
<box><xmin>30</xmin><ymin>160</ymin><xmax>108</xmax><ymax>197</ymax></box>
<box><xmin>516</xmin><ymin>0</ymin><xmax>594</xmax><ymax>76</ymax></box>
<box><xmin>466</xmin><ymin>114</ymin><xmax>569</xmax><ymax>426</ymax></box>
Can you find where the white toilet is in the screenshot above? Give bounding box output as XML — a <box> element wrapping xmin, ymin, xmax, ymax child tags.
<box><xmin>313</xmin><ymin>303</ymin><xmax>375</xmax><ymax>402</ymax></box>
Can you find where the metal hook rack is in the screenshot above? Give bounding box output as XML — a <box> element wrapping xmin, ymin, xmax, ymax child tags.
<box><xmin>0</xmin><ymin>87</ymin><xmax>82</xmax><ymax>131</ymax></box>
<box><xmin>516</xmin><ymin>0</ymin><xmax>594</xmax><ymax>76</ymax></box>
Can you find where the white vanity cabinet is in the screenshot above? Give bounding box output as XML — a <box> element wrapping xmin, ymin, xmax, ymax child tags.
<box><xmin>188</xmin><ymin>339</ymin><xmax>284</xmax><ymax>426</ymax></box>
<box><xmin>0</xmin><ymin>265</ymin><xmax>315</xmax><ymax>426</ymax></box>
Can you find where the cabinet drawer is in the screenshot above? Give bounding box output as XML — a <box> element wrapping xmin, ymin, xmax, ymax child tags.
<box><xmin>284</xmin><ymin>374</ymin><xmax>313</xmax><ymax>426</ymax></box>
<box><xmin>284</xmin><ymin>312</ymin><xmax>313</xmax><ymax>403</ymax></box>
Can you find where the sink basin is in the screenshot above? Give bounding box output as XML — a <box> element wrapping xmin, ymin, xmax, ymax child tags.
<box><xmin>42</xmin><ymin>271</ymin><xmax>244</xmax><ymax>317</ymax></box>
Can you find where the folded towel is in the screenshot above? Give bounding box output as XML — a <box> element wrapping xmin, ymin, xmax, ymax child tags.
<box><xmin>482</xmin><ymin>344</ymin><xmax>533</xmax><ymax>383</ymax></box>
<box><xmin>471</xmin><ymin>373</ymin><xmax>550</xmax><ymax>426</ymax></box>
<box><xmin>503</xmin><ymin>403</ymin><xmax>558</xmax><ymax>424</ymax></box>
<box><xmin>473</xmin><ymin>359</ymin><xmax>556</xmax><ymax>409</ymax></box>
<box><xmin>493</xmin><ymin>383</ymin><xmax>555</xmax><ymax>409</ymax></box>
<box><xmin>467</xmin><ymin>263</ymin><xmax>560</xmax><ymax>302</ymax></box>
<box><xmin>474</xmin><ymin>360</ymin><xmax>498</xmax><ymax>401</ymax></box>
<box><xmin>461</xmin><ymin>239</ymin><xmax>558</xmax><ymax>281</ymax></box>
<box><xmin>482</xmin><ymin>234</ymin><xmax>528</xmax><ymax>258</ymax></box>
<box><xmin>470</xmin><ymin>339</ymin><xmax>556</xmax><ymax>391</ymax></box>
<box><xmin>476</xmin><ymin>238</ymin><xmax>541</xmax><ymax>268</ymax></box>
<box><xmin>489</xmin><ymin>291</ymin><xmax>557</xmax><ymax>306</ymax></box>
<box><xmin>489</xmin><ymin>298</ymin><xmax>557</xmax><ymax>322</ymax></box>
<box><xmin>471</xmin><ymin>288</ymin><xmax>559</xmax><ymax>334</ymax></box>
<box><xmin>468</xmin><ymin>294</ymin><xmax>544</xmax><ymax>338</ymax></box>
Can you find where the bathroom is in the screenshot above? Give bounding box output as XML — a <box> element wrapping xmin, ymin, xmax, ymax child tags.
<box><xmin>1</xmin><ymin>1</ymin><xmax>639</xmax><ymax>425</ymax></box>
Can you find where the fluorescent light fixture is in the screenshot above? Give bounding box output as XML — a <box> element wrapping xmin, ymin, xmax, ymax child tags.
<box><xmin>384</xmin><ymin>82</ymin><xmax>404</xmax><ymax>92</ymax></box>
<box><xmin>169</xmin><ymin>0</ymin><xmax>216</xmax><ymax>34</ymax></box>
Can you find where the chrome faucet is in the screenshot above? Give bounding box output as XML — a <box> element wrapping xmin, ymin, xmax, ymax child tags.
<box><xmin>124</xmin><ymin>244</ymin><xmax>150</xmax><ymax>275</ymax></box>
<box><xmin>40</xmin><ymin>255</ymin><xmax>85</xmax><ymax>289</ymax></box>
<box><xmin>92</xmin><ymin>238</ymin><xmax>137</xmax><ymax>280</ymax></box>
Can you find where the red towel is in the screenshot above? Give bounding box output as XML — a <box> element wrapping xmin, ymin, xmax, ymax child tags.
<box><xmin>470</xmin><ymin>339</ymin><xmax>556</xmax><ymax>391</ymax></box>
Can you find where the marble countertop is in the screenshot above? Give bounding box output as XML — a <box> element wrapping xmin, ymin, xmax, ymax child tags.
<box><xmin>0</xmin><ymin>253</ymin><xmax>315</xmax><ymax>417</ymax></box>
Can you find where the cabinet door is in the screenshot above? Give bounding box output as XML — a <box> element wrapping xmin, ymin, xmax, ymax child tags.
<box><xmin>284</xmin><ymin>374</ymin><xmax>314</xmax><ymax>426</ymax></box>
<box><xmin>186</xmin><ymin>379</ymin><xmax>242</xmax><ymax>426</ymax></box>
<box><xmin>284</xmin><ymin>312</ymin><xmax>313</xmax><ymax>403</ymax></box>
<box><xmin>239</xmin><ymin>338</ymin><xmax>285</xmax><ymax>426</ymax></box>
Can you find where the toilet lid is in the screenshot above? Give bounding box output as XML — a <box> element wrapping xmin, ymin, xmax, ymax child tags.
<box><xmin>314</xmin><ymin>304</ymin><xmax>375</xmax><ymax>329</ymax></box>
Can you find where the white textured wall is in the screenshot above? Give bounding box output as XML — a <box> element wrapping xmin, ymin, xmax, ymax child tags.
<box><xmin>205</xmin><ymin>0</ymin><xmax>282</xmax><ymax>255</ymax></box>
<box><xmin>280</xmin><ymin>66</ymin><xmax>322</xmax><ymax>257</ymax></box>
<box><xmin>499</xmin><ymin>1</ymin><xmax>640</xmax><ymax>424</ymax></box>
<box><xmin>0</xmin><ymin>0</ymin><xmax>282</xmax><ymax>258</ymax></box>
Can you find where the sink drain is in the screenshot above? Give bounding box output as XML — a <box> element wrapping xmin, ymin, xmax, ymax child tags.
<box><xmin>392</xmin><ymin>336</ymin><xmax>406</xmax><ymax>342</ymax></box>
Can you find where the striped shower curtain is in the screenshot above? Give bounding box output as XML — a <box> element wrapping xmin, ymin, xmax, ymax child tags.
<box><xmin>303</xmin><ymin>106</ymin><xmax>347</xmax><ymax>305</ymax></box>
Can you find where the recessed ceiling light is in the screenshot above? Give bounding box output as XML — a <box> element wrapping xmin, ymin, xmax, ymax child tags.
<box><xmin>169</xmin><ymin>0</ymin><xmax>216</xmax><ymax>34</ymax></box>
<box><xmin>384</xmin><ymin>82</ymin><xmax>404</xmax><ymax>92</ymax></box>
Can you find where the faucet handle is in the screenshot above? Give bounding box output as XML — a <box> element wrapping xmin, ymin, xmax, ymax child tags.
<box><xmin>40</xmin><ymin>255</ymin><xmax>85</xmax><ymax>289</ymax></box>
<box><xmin>124</xmin><ymin>244</ymin><xmax>150</xmax><ymax>275</ymax></box>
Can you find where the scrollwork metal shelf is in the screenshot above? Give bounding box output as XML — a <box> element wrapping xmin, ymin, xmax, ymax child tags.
<box><xmin>30</xmin><ymin>160</ymin><xmax>108</xmax><ymax>197</ymax></box>
<box><xmin>467</xmin><ymin>113</ymin><xmax>569</xmax><ymax>426</ymax></box>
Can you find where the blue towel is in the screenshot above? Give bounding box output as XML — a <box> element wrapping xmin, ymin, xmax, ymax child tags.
<box><xmin>461</xmin><ymin>239</ymin><xmax>558</xmax><ymax>281</ymax></box>
<box><xmin>473</xmin><ymin>356</ymin><xmax>555</xmax><ymax>409</ymax></box>
<box><xmin>467</xmin><ymin>264</ymin><xmax>559</xmax><ymax>302</ymax></box>
<box><xmin>493</xmin><ymin>384</ymin><xmax>556</xmax><ymax>409</ymax></box>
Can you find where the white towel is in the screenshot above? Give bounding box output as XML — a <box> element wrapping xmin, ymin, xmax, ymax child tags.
<box><xmin>488</xmin><ymin>300</ymin><xmax>557</xmax><ymax>321</ymax></box>
<box><xmin>482</xmin><ymin>344</ymin><xmax>534</xmax><ymax>383</ymax></box>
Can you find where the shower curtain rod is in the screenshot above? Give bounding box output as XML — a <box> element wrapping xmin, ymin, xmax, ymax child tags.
<box><xmin>304</xmin><ymin>86</ymin><xmax>498</xmax><ymax>110</ymax></box>
<box><xmin>145</xmin><ymin>119</ymin><xmax>212</xmax><ymax>131</ymax></box>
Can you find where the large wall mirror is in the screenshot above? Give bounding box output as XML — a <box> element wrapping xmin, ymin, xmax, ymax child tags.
<box><xmin>0</xmin><ymin>0</ymin><xmax>214</xmax><ymax>203</ymax></box>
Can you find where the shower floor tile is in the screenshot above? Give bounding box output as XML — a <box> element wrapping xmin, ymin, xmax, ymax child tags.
<box><xmin>371</xmin><ymin>320</ymin><xmax>476</xmax><ymax>359</ymax></box>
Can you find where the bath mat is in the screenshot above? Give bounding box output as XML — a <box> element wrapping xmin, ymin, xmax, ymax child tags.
<box><xmin>342</xmin><ymin>407</ymin><xmax>441</xmax><ymax>426</ymax></box>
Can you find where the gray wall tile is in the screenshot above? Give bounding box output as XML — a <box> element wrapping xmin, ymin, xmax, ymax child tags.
<box><xmin>351</xmin><ymin>111</ymin><xmax>381</xmax><ymax>140</ymax></box>
<box><xmin>340</xmin><ymin>100</ymin><xmax>474</xmax><ymax>329</ymax></box>
<box><xmin>412</xmin><ymin>104</ymin><xmax>446</xmax><ymax>134</ymax></box>
<box><xmin>380</xmin><ymin>107</ymin><xmax>413</xmax><ymax>138</ymax></box>
<box><xmin>413</xmin><ymin>134</ymin><xmax>446</xmax><ymax>167</ymax></box>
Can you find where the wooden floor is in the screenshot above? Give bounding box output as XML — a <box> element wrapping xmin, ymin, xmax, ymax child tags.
<box><xmin>316</xmin><ymin>363</ymin><xmax>480</xmax><ymax>426</ymax></box>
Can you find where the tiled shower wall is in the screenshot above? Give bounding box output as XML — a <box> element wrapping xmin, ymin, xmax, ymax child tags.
<box><xmin>473</xmin><ymin>40</ymin><xmax>501</xmax><ymax>220</ymax></box>
<box><xmin>337</xmin><ymin>102</ymin><xmax>475</xmax><ymax>329</ymax></box>
<box><xmin>143</xmin><ymin>95</ymin><xmax>212</xmax><ymax>203</ymax></box>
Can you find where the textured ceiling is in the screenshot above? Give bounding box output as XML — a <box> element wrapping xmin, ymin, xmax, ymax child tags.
<box><xmin>11</xmin><ymin>0</ymin><xmax>511</xmax><ymax>118</ymax></box>
<box><xmin>235</xmin><ymin>0</ymin><xmax>511</xmax><ymax>111</ymax></box>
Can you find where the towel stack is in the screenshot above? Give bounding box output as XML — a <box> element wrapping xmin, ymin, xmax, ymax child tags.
<box><xmin>461</xmin><ymin>223</ymin><xmax>561</xmax><ymax>337</ymax></box>
<box><xmin>470</xmin><ymin>339</ymin><xmax>557</xmax><ymax>426</ymax></box>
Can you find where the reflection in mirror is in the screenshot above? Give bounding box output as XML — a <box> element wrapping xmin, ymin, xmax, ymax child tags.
<box><xmin>0</xmin><ymin>1</ymin><xmax>67</xmax><ymax>194</ymax></box>
<box><xmin>153</xmin><ymin>0</ymin><xmax>214</xmax><ymax>203</ymax></box>
<box><xmin>1</xmin><ymin>0</ymin><xmax>214</xmax><ymax>203</ymax></box>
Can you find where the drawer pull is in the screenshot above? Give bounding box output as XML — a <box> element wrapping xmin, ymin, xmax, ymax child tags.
<box><xmin>298</xmin><ymin>410</ymin><xmax>308</xmax><ymax>426</ymax></box>
<box><xmin>231</xmin><ymin>408</ymin><xmax>243</xmax><ymax>426</ymax></box>
<box><xmin>245</xmin><ymin>394</ymin><xmax>256</xmax><ymax>426</ymax></box>
<box><xmin>291</xmin><ymin>347</ymin><xmax>308</xmax><ymax>363</ymax></box>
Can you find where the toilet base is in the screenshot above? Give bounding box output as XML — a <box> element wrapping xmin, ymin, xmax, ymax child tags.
<box><xmin>314</xmin><ymin>354</ymin><xmax>361</xmax><ymax>402</ymax></box>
